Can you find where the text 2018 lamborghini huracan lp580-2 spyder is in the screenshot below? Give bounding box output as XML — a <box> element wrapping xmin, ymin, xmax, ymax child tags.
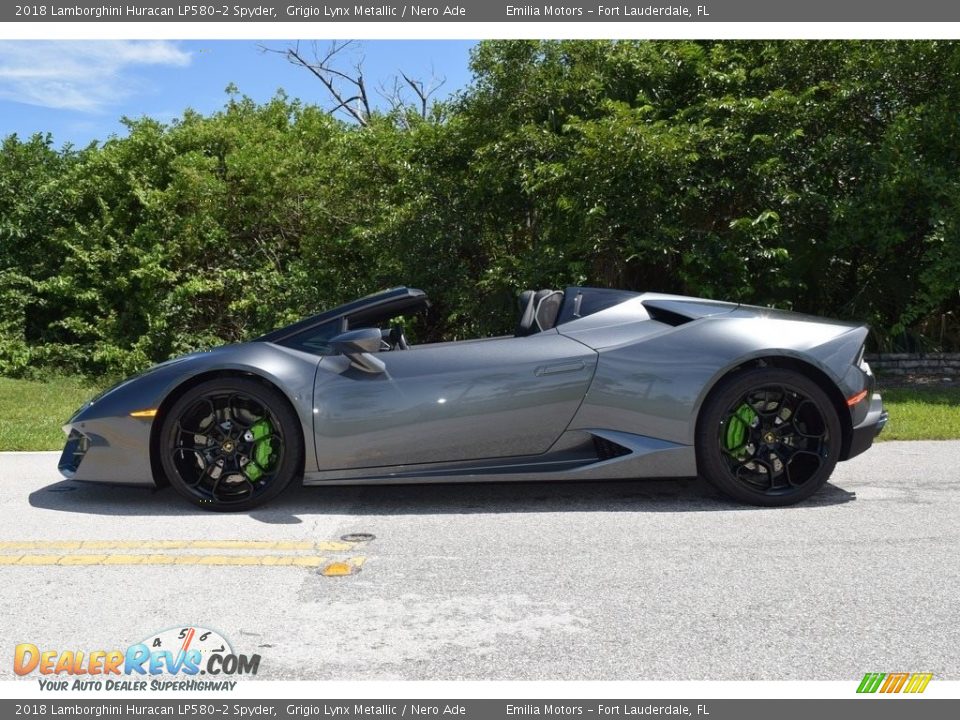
<box><xmin>60</xmin><ymin>286</ymin><xmax>888</xmax><ymax>510</ymax></box>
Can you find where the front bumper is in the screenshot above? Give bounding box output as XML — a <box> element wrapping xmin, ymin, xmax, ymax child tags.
<box><xmin>58</xmin><ymin>417</ymin><xmax>156</xmax><ymax>486</ymax></box>
<box><xmin>845</xmin><ymin>392</ymin><xmax>888</xmax><ymax>460</ymax></box>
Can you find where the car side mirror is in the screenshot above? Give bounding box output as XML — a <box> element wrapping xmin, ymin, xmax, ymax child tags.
<box><xmin>330</xmin><ymin>328</ymin><xmax>386</xmax><ymax>374</ymax></box>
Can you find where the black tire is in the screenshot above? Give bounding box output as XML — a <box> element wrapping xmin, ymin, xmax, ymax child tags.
<box><xmin>158</xmin><ymin>377</ymin><xmax>303</xmax><ymax>511</ymax></box>
<box><xmin>695</xmin><ymin>367</ymin><xmax>842</xmax><ymax>507</ymax></box>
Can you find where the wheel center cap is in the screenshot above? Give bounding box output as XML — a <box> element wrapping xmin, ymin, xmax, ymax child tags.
<box><xmin>763</xmin><ymin>432</ymin><xmax>777</xmax><ymax>444</ymax></box>
<box><xmin>221</xmin><ymin>440</ymin><xmax>235</xmax><ymax>453</ymax></box>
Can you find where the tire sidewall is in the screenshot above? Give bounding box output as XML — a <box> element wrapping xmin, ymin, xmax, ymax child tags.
<box><xmin>159</xmin><ymin>377</ymin><xmax>304</xmax><ymax>511</ymax></box>
<box><xmin>696</xmin><ymin>368</ymin><xmax>842</xmax><ymax>507</ymax></box>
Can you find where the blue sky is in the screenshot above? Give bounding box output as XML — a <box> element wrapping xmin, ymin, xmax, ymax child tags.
<box><xmin>0</xmin><ymin>40</ymin><xmax>477</xmax><ymax>147</ymax></box>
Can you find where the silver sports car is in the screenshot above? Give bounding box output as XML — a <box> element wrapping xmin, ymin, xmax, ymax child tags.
<box><xmin>60</xmin><ymin>286</ymin><xmax>888</xmax><ymax>510</ymax></box>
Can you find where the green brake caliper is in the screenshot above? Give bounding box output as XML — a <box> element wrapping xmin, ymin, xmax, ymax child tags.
<box><xmin>243</xmin><ymin>418</ymin><xmax>276</xmax><ymax>482</ymax></box>
<box><xmin>724</xmin><ymin>403</ymin><xmax>757</xmax><ymax>459</ymax></box>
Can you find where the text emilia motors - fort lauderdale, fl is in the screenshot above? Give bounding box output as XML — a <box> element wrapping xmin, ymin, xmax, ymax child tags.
<box><xmin>14</xmin><ymin>4</ymin><xmax>462</xmax><ymax>19</ymax></box>
<box><xmin>13</xmin><ymin>4</ymin><xmax>711</xmax><ymax>19</ymax></box>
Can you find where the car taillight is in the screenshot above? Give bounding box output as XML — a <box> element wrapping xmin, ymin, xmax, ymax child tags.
<box><xmin>847</xmin><ymin>389</ymin><xmax>869</xmax><ymax>406</ymax></box>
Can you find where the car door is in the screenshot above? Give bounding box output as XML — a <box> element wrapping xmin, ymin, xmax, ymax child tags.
<box><xmin>312</xmin><ymin>330</ymin><xmax>598</xmax><ymax>470</ymax></box>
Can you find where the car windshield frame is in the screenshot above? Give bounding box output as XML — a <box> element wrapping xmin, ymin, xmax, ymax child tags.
<box><xmin>255</xmin><ymin>287</ymin><xmax>429</xmax><ymax>345</ymax></box>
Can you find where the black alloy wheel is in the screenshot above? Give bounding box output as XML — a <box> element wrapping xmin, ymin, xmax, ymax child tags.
<box><xmin>159</xmin><ymin>377</ymin><xmax>303</xmax><ymax>511</ymax></box>
<box><xmin>696</xmin><ymin>368</ymin><xmax>842</xmax><ymax>506</ymax></box>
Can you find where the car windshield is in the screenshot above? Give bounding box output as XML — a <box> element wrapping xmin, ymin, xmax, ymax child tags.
<box><xmin>256</xmin><ymin>287</ymin><xmax>428</xmax><ymax>345</ymax></box>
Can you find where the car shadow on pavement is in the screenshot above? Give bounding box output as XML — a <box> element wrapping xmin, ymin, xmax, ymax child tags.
<box><xmin>27</xmin><ymin>476</ymin><xmax>856</xmax><ymax>521</ymax></box>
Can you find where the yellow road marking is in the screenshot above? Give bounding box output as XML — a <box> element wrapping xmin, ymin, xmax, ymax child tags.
<box><xmin>0</xmin><ymin>554</ymin><xmax>340</xmax><ymax>567</ymax></box>
<box><xmin>321</xmin><ymin>556</ymin><xmax>367</xmax><ymax>576</ymax></box>
<box><xmin>0</xmin><ymin>539</ymin><xmax>371</xmax><ymax>572</ymax></box>
<box><xmin>14</xmin><ymin>554</ymin><xmax>60</xmax><ymax>565</ymax></box>
<box><xmin>0</xmin><ymin>539</ymin><xmax>357</xmax><ymax>552</ymax></box>
<box><xmin>322</xmin><ymin>562</ymin><xmax>353</xmax><ymax>576</ymax></box>
<box><xmin>58</xmin><ymin>555</ymin><xmax>108</xmax><ymax>565</ymax></box>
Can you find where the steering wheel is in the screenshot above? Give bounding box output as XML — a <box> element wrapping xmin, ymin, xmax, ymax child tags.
<box><xmin>388</xmin><ymin>323</ymin><xmax>409</xmax><ymax>350</ymax></box>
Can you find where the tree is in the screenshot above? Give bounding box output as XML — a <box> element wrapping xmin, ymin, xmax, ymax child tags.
<box><xmin>3</xmin><ymin>40</ymin><xmax>960</xmax><ymax>378</ymax></box>
<box><xmin>262</xmin><ymin>40</ymin><xmax>446</xmax><ymax>128</ymax></box>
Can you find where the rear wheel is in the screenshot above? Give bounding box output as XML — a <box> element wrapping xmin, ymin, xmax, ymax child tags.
<box><xmin>159</xmin><ymin>377</ymin><xmax>303</xmax><ymax>511</ymax></box>
<box><xmin>696</xmin><ymin>368</ymin><xmax>841</xmax><ymax>507</ymax></box>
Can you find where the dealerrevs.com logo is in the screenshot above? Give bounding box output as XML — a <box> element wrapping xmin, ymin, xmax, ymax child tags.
<box><xmin>14</xmin><ymin>626</ymin><xmax>260</xmax><ymax>691</ymax></box>
<box><xmin>857</xmin><ymin>673</ymin><xmax>933</xmax><ymax>694</ymax></box>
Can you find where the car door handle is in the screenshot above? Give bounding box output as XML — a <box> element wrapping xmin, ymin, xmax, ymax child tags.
<box><xmin>535</xmin><ymin>361</ymin><xmax>586</xmax><ymax>376</ymax></box>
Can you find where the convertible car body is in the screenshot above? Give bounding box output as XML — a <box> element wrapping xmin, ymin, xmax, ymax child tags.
<box><xmin>60</xmin><ymin>286</ymin><xmax>888</xmax><ymax>510</ymax></box>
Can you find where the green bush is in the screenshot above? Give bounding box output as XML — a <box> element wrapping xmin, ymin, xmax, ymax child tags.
<box><xmin>2</xmin><ymin>41</ymin><xmax>959</xmax><ymax>378</ymax></box>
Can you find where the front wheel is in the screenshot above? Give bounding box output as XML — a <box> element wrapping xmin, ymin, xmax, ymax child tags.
<box><xmin>696</xmin><ymin>368</ymin><xmax>842</xmax><ymax>507</ymax></box>
<box><xmin>158</xmin><ymin>377</ymin><xmax>303</xmax><ymax>511</ymax></box>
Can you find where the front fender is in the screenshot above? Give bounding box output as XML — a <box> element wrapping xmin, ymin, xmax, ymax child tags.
<box><xmin>60</xmin><ymin>343</ymin><xmax>321</xmax><ymax>485</ymax></box>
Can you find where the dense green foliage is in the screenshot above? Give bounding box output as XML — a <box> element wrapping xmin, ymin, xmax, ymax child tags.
<box><xmin>2</xmin><ymin>40</ymin><xmax>960</xmax><ymax>377</ymax></box>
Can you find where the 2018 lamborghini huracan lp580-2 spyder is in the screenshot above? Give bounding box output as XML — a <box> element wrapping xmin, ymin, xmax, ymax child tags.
<box><xmin>60</xmin><ymin>286</ymin><xmax>888</xmax><ymax>510</ymax></box>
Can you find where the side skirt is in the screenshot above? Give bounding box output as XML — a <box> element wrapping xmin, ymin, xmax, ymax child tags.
<box><xmin>303</xmin><ymin>430</ymin><xmax>697</xmax><ymax>486</ymax></box>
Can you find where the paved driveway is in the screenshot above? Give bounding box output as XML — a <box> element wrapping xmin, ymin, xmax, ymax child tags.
<box><xmin>0</xmin><ymin>441</ymin><xmax>957</xmax><ymax>680</ymax></box>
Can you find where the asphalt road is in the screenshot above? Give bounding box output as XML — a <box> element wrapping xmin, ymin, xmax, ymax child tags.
<box><xmin>0</xmin><ymin>441</ymin><xmax>958</xmax><ymax>681</ymax></box>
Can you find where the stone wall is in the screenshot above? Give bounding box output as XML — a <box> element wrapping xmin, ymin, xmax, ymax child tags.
<box><xmin>865</xmin><ymin>353</ymin><xmax>960</xmax><ymax>377</ymax></box>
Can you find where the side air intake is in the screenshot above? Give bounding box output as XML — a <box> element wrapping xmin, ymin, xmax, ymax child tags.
<box><xmin>593</xmin><ymin>435</ymin><xmax>631</xmax><ymax>461</ymax></box>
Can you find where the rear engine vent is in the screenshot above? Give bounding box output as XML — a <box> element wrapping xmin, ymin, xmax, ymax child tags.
<box><xmin>643</xmin><ymin>304</ymin><xmax>693</xmax><ymax>327</ymax></box>
<box><xmin>593</xmin><ymin>435</ymin><xmax>631</xmax><ymax>461</ymax></box>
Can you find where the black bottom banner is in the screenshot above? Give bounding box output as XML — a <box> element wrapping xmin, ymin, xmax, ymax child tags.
<box><xmin>4</xmin><ymin>699</ymin><xmax>958</xmax><ymax>720</ymax></box>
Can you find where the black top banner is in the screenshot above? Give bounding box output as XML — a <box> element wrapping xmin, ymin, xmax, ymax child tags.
<box><xmin>5</xmin><ymin>0</ymin><xmax>960</xmax><ymax>22</ymax></box>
